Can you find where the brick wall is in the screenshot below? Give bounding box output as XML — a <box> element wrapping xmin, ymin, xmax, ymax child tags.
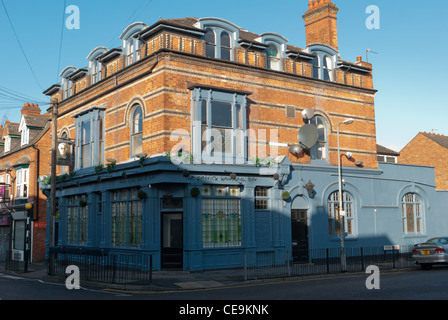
<box><xmin>399</xmin><ymin>133</ymin><xmax>448</xmax><ymax>190</ymax></box>
<box><xmin>50</xmin><ymin>48</ymin><xmax>377</xmax><ymax>170</ymax></box>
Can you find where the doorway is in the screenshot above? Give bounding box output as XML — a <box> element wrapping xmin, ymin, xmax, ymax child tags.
<box><xmin>161</xmin><ymin>212</ymin><xmax>183</xmax><ymax>269</ymax></box>
<box><xmin>291</xmin><ymin>209</ymin><xmax>308</xmax><ymax>263</ymax></box>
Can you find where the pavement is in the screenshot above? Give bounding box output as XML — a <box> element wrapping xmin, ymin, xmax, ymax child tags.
<box><xmin>0</xmin><ymin>262</ymin><xmax>257</xmax><ymax>292</ymax></box>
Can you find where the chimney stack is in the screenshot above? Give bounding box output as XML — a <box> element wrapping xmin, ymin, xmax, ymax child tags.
<box><xmin>21</xmin><ymin>103</ymin><xmax>42</xmax><ymax>116</ymax></box>
<box><xmin>303</xmin><ymin>0</ymin><xmax>339</xmax><ymax>50</ymax></box>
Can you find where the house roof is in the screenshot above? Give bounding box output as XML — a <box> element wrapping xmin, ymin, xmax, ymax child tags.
<box><xmin>421</xmin><ymin>132</ymin><xmax>448</xmax><ymax>149</ymax></box>
<box><xmin>377</xmin><ymin>144</ymin><xmax>400</xmax><ymax>156</ymax></box>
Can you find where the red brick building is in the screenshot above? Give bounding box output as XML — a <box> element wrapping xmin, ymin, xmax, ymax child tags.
<box><xmin>44</xmin><ymin>0</ymin><xmax>377</xmax><ymax>173</ymax></box>
<box><xmin>399</xmin><ymin>132</ymin><xmax>448</xmax><ymax>190</ymax></box>
<box><xmin>0</xmin><ymin>103</ymin><xmax>51</xmax><ymax>263</ymax></box>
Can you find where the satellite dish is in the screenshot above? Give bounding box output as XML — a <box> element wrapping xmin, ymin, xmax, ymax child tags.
<box><xmin>302</xmin><ymin>108</ymin><xmax>315</xmax><ymax>121</ymax></box>
<box><xmin>298</xmin><ymin>124</ymin><xmax>318</xmax><ymax>149</ymax></box>
<box><xmin>289</xmin><ymin>144</ymin><xmax>302</xmax><ymax>155</ymax></box>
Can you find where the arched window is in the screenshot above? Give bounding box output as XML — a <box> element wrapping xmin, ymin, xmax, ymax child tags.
<box><xmin>205</xmin><ymin>28</ymin><xmax>216</xmax><ymax>58</ymax></box>
<box><xmin>327</xmin><ymin>191</ymin><xmax>354</xmax><ymax>235</ymax></box>
<box><xmin>309</xmin><ymin>116</ymin><xmax>328</xmax><ymax>161</ymax></box>
<box><xmin>267</xmin><ymin>44</ymin><xmax>281</xmax><ymax>71</ymax></box>
<box><xmin>131</xmin><ymin>105</ymin><xmax>143</xmax><ymax>156</ymax></box>
<box><xmin>402</xmin><ymin>193</ymin><xmax>423</xmax><ymax>234</ymax></box>
<box><xmin>220</xmin><ymin>31</ymin><xmax>231</xmax><ymax>61</ymax></box>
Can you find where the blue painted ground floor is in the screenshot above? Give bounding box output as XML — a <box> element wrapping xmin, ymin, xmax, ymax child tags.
<box><xmin>43</xmin><ymin>156</ymin><xmax>448</xmax><ymax>271</ymax></box>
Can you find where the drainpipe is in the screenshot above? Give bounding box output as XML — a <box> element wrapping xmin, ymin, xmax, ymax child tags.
<box><xmin>31</xmin><ymin>144</ymin><xmax>40</xmax><ymax>221</ymax></box>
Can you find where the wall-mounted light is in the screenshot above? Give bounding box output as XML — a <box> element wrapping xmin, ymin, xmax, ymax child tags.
<box><xmin>355</xmin><ymin>161</ymin><xmax>364</xmax><ymax>167</ymax></box>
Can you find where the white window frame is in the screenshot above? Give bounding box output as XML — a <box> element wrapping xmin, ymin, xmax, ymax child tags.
<box><xmin>130</xmin><ymin>104</ymin><xmax>143</xmax><ymax>157</ymax></box>
<box><xmin>74</xmin><ymin>108</ymin><xmax>105</xmax><ymax>170</ymax></box>
<box><xmin>191</xmin><ymin>88</ymin><xmax>247</xmax><ymax>164</ymax></box>
<box><xmin>402</xmin><ymin>193</ymin><xmax>424</xmax><ymax>235</ymax></box>
<box><xmin>4</xmin><ymin>136</ymin><xmax>11</xmax><ymax>153</ymax></box>
<box><xmin>15</xmin><ymin>168</ymin><xmax>29</xmax><ymax>199</ymax></box>
<box><xmin>327</xmin><ymin>191</ymin><xmax>355</xmax><ymax>236</ymax></box>
<box><xmin>309</xmin><ymin>115</ymin><xmax>328</xmax><ymax>162</ymax></box>
<box><xmin>21</xmin><ymin>127</ymin><xmax>29</xmax><ymax>146</ymax></box>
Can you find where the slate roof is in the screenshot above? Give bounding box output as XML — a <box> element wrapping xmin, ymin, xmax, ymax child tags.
<box><xmin>377</xmin><ymin>144</ymin><xmax>400</xmax><ymax>156</ymax></box>
<box><xmin>421</xmin><ymin>132</ymin><xmax>448</xmax><ymax>150</ymax></box>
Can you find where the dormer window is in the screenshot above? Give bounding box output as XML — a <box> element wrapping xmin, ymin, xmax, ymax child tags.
<box><xmin>119</xmin><ymin>22</ymin><xmax>145</xmax><ymax>67</ymax></box>
<box><xmin>19</xmin><ymin>116</ymin><xmax>29</xmax><ymax>146</ymax></box>
<box><xmin>60</xmin><ymin>66</ymin><xmax>76</xmax><ymax>100</ymax></box>
<box><xmin>87</xmin><ymin>47</ymin><xmax>107</xmax><ymax>85</ymax></box>
<box><xmin>204</xmin><ymin>28</ymin><xmax>232</xmax><ymax>61</ymax></box>
<box><xmin>198</xmin><ymin>18</ymin><xmax>239</xmax><ymax>61</ymax></box>
<box><xmin>308</xmin><ymin>44</ymin><xmax>338</xmax><ymax>81</ymax></box>
<box><xmin>257</xmin><ymin>33</ymin><xmax>288</xmax><ymax>72</ymax></box>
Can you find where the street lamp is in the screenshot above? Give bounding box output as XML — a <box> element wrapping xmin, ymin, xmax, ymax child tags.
<box><xmin>24</xmin><ymin>202</ymin><xmax>33</xmax><ymax>272</ymax></box>
<box><xmin>337</xmin><ymin>118</ymin><xmax>354</xmax><ymax>272</ymax></box>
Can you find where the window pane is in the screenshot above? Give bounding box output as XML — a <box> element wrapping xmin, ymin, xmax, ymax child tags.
<box><xmin>132</xmin><ymin>133</ymin><xmax>143</xmax><ymax>155</ymax></box>
<box><xmin>82</xmin><ymin>144</ymin><xmax>91</xmax><ymax>168</ymax></box>
<box><xmin>133</xmin><ymin>106</ymin><xmax>142</xmax><ymax>133</ymax></box>
<box><xmin>202</xmin><ymin>199</ymin><xmax>214</xmax><ymax>247</ymax></box>
<box><xmin>81</xmin><ymin>121</ymin><xmax>91</xmax><ymax>144</ymax></box>
<box><xmin>235</xmin><ymin>103</ymin><xmax>242</xmax><ymax>129</ymax></box>
<box><xmin>205</xmin><ymin>29</ymin><xmax>215</xmax><ymax>58</ymax></box>
<box><xmin>220</xmin><ymin>32</ymin><xmax>231</xmax><ymax>61</ymax></box>
<box><xmin>211</xmin><ymin>101</ymin><xmax>232</xmax><ymax>127</ymax></box>
<box><xmin>201</xmin><ymin>100</ymin><xmax>207</xmax><ymax>125</ymax></box>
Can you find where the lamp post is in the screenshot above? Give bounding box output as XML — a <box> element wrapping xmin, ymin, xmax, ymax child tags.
<box><xmin>337</xmin><ymin>118</ymin><xmax>354</xmax><ymax>272</ymax></box>
<box><xmin>24</xmin><ymin>202</ymin><xmax>33</xmax><ymax>272</ymax></box>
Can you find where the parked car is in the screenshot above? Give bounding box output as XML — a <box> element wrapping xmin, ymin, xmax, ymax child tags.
<box><xmin>412</xmin><ymin>237</ymin><xmax>448</xmax><ymax>270</ymax></box>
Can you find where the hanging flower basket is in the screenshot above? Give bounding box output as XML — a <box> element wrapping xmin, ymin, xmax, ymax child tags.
<box><xmin>190</xmin><ymin>187</ymin><xmax>200</xmax><ymax>198</ymax></box>
<box><xmin>281</xmin><ymin>191</ymin><xmax>290</xmax><ymax>201</ymax></box>
<box><xmin>137</xmin><ymin>190</ymin><xmax>147</xmax><ymax>199</ymax></box>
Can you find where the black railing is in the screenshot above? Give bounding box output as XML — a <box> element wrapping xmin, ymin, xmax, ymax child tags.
<box><xmin>48</xmin><ymin>246</ymin><xmax>153</xmax><ymax>285</ymax></box>
<box><xmin>244</xmin><ymin>245</ymin><xmax>417</xmax><ymax>280</ymax></box>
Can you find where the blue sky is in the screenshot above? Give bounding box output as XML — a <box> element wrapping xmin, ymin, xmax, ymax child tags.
<box><xmin>0</xmin><ymin>0</ymin><xmax>447</xmax><ymax>151</ymax></box>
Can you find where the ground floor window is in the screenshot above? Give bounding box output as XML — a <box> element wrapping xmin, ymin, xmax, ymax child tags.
<box><xmin>402</xmin><ymin>193</ymin><xmax>423</xmax><ymax>234</ymax></box>
<box><xmin>111</xmin><ymin>189</ymin><xmax>143</xmax><ymax>248</ymax></box>
<box><xmin>66</xmin><ymin>195</ymin><xmax>88</xmax><ymax>245</ymax></box>
<box><xmin>201</xmin><ymin>185</ymin><xmax>241</xmax><ymax>248</ymax></box>
<box><xmin>327</xmin><ymin>191</ymin><xmax>354</xmax><ymax>236</ymax></box>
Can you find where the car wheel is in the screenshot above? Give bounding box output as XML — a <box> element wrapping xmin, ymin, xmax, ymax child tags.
<box><xmin>421</xmin><ymin>264</ymin><xmax>433</xmax><ymax>270</ymax></box>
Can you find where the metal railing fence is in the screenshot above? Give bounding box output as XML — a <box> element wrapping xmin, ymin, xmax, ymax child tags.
<box><xmin>47</xmin><ymin>246</ymin><xmax>153</xmax><ymax>285</ymax></box>
<box><xmin>244</xmin><ymin>245</ymin><xmax>417</xmax><ymax>280</ymax></box>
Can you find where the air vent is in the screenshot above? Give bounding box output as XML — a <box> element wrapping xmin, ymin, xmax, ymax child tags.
<box><xmin>286</xmin><ymin>106</ymin><xmax>295</xmax><ymax>118</ymax></box>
